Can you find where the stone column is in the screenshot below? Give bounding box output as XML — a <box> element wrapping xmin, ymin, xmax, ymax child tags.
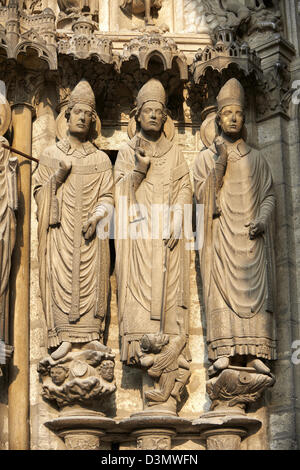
<box><xmin>8</xmin><ymin>103</ymin><xmax>33</xmax><ymax>450</ymax></box>
<box><xmin>193</xmin><ymin>367</ymin><xmax>275</xmax><ymax>450</ymax></box>
<box><xmin>120</xmin><ymin>414</ymin><xmax>191</xmax><ymax>450</ymax></box>
<box><xmin>254</xmin><ymin>35</ymin><xmax>297</xmax><ymax>450</ymax></box>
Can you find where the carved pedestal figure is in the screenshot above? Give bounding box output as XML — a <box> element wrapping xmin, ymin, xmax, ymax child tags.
<box><xmin>34</xmin><ymin>80</ymin><xmax>115</xmax><ymax>449</ymax></box>
<box><xmin>193</xmin><ymin>78</ymin><xmax>276</xmax><ymax>449</ymax></box>
<box><xmin>115</xmin><ymin>78</ymin><xmax>192</xmax><ymax>449</ymax></box>
<box><xmin>0</xmin><ymin>99</ymin><xmax>17</xmax><ymax>375</ymax></box>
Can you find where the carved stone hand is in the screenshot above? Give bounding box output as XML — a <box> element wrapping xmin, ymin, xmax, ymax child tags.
<box><xmin>165</xmin><ymin>210</ymin><xmax>182</xmax><ymax>251</ymax></box>
<box><xmin>55</xmin><ymin>160</ymin><xmax>72</xmax><ymax>187</ymax></box>
<box><xmin>214</xmin><ymin>136</ymin><xmax>228</xmax><ymax>165</ymax></box>
<box><xmin>134</xmin><ymin>147</ymin><xmax>151</xmax><ymax>173</ymax></box>
<box><xmin>245</xmin><ymin>219</ymin><xmax>266</xmax><ymax>239</ymax></box>
<box><xmin>82</xmin><ymin>215</ymin><xmax>102</xmax><ymax>240</ymax></box>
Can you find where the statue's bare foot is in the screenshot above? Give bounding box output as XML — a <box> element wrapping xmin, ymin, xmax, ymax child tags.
<box><xmin>247</xmin><ymin>358</ymin><xmax>270</xmax><ymax>375</ymax></box>
<box><xmin>83</xmin><ymin>340</ymin><xmax>110</xmax><ymax>353</ymax></box>
<box><xmin>51</xmin><ymin>342</ymin><xmax>72</xmax><ymax>360</ymax></box>
<box><xmin>208</xmin><ymin>357</ymin><xmax>230</xmax><ymax>376</ymax></box>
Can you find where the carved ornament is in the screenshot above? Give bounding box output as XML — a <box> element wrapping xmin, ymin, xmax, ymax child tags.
<box><xmin>122</xmin><ymin>32</ymin><xmax>188</xmax><ymax>80</ymax></box>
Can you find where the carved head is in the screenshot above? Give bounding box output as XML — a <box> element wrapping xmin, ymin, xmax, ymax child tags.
<box><xmin>216</xmin><ymin>78</ymin><xmax>245</xmax><ymax>139</ymax></box>
<box><xmin>50</xmin><ymin>365</ymin><xmax>69</xmax><ymax>386</ymax></box>
<box><xmin>65</xmin><ymin>79</ymin><xmax>97</xmax><ymax>141</ymax></box>
<box><xmin>135</xmin><ymin>79</ymin><xmax>167</xmax><ymax>134</ymax></box>
<box><xmin>98</xmin><ymin>360</ymin><xmax>115</xmax><ymax>382</ymax></box>
<box><xmin>140</xmin><ymin>333</ymin><xmax>169</xmax><ymax>354</ymax></box>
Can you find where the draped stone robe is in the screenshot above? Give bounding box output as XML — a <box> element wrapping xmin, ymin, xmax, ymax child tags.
<box><xmin>34</xmin><ymin>138</ymin><xmax>113</xmax><ymax>349</ymax></box>
<box><xmin>0</xmin><ymin>136</ymin><xmax>17</xmax><ymax>345</ymax></box>
<box><xmin>194</xmin><ymin>139</ymin><xmax>277</xmax><ymax>362</ymax></box>
<box><xmin>114</xmin><ymin>134</ymin><xmax>192</xmax><ymax>365</ymax></box>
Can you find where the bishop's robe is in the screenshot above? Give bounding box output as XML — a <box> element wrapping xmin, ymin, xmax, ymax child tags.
<box><xmin>0</xmin><ymin>136</ymin><xmax>17</xmax><ymax>345</ymax></box>
<box><xmin>34</xmin><ymin>138</ymin><xmax>113</xmax><ymax>349</ymax></box>
<box><xmin>114</xmin><ymin>134</ymin><xmax>192</xmax><ymax>365</ymax></box>
<box><xmin>194</xmin><ymin>138</ymin><xmax>277</xmax><ymax>362</ymax></box>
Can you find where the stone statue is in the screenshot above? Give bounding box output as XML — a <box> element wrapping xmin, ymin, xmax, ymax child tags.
<box><xmin>201</xmin><ymin>0</ymin><xmax>251</xmax><ymax>32</ymax></box>
<box><xmin>0</xmin><ymin>99</ymin><xmax>17</xmax><ymax>374</ymax></box>
<box><xmin>194</xmin><ymin>78</ymin><xmax>276</xmax><ymax>377</ymax></box>
<box><xmin>114</xmin><ymin>78</ymin><xmax>192</xmax><ymax>410</ymax></box>
<box><xmin>201</xmin><ymin>0</ymin><xmax>281</xmax><ymax>36</ymax></box>
<box><xmin>120</xmin><ymin>0</ymin><xmax>163</xmax><ymax>25</ymax></box>
<box><xmin>58</xmin><ymin>0</ymin><xmax>99</xmax><ymax>21</ymax></box>
<box><xmin>34</xmin><ymin>79</ymin><xmax>114</xmax><ymax>362</ymax></box>
<box><xmin>139</xmin><ymin>317</ymin><xmax>191</xmax><ymax>406</ymax></box>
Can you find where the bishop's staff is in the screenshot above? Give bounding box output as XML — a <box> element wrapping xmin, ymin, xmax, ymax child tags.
<box><xmin>2</xmin><ymin>143</ymin><xmax>39</xmax><ymax>163</ymax></box>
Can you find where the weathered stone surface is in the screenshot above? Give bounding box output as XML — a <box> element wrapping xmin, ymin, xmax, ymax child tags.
<box><xmin>0</xmin><ymin>0</ymin><xmax>298</xmax><ymax>452</ymax></box>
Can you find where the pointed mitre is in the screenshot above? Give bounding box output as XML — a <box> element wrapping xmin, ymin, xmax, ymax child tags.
<box><xmin>136</xmin><ymin>79</ymin><xmax>166</xmax><ymax>109</ymax></box>
<box><xmin>68</xmin><ymin>79</ymin><xmax>96</xmax><ymax>110</ymax></box>
<box><xmin>217</xmin><ymin>78</ymin><xmax>245</xmax><ymax>112</ymax></box>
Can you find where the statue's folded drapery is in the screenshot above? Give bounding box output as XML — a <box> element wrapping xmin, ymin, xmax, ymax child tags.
<box><xmin>194</xmin><ymin>139</ymin><xmax>277</xmax><ymax>361</ymax></box>
<box><xmin>34</xmin><ymin>138</ymin><xmax>113</xmax><ymax>348</ymax></box>
<box><xmin>114</xmin><ymin>134</ymin><xmax>192</xmax><ymax>365</ymax></box>
<box><xmin>0</xmin><ymin>136</ymin><xmax>17</xmax><ymax>344</ymax></box>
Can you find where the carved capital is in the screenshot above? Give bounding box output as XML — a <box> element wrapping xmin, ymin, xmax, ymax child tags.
<box><xmin>133</xmin><ymin>429</ymin><xmax>175</xmax><ymax>450</ymax></box>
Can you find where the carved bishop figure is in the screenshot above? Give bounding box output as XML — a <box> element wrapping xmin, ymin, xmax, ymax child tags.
<box><xmin>194</xmin><ymin>78</ymin><xmax>276</xmax><ymax>377</ymax></box>
<box><xmin>34</xmin><ymin>80</ymin><xmax>113</xmax><ymax>361</ymax></box>
<box><xmin>0</xmin><ymin>98</ymin><xmax>17</xmax><ymax>372</ymax></box>
<box><xmin>114</xmin><ymin>79</ymin><xmax>192</xmax><ymax>411</ymax></box>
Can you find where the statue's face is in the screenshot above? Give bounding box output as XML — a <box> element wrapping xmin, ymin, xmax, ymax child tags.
<box><xmin>68</xmin><ymin>103</ymin><xmax>93</xmax><ymax>138</ymax></box>
<box><xmin>219</xmin><ymin>105</ymin><xmax>244</xmax><ymax>137</ymax></box>
<box><xmin>99</xmin><ymin>360</ymin><xmax>114</xmax><ymax>382</ymax></box>
<box><xmin>50</xmin><ymin>366</ymin><xmax>68</xmax><ymax>386</ymax></box>
<box><xmin>138</xmin><ymin>101</ymin><xmax>164</xmax><ymax>134</ymax></box>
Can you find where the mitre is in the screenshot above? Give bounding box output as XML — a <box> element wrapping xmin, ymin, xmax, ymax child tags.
<box><xmin>68</xmin><ymin>79</ymin><xmax>96</xmax><ymax>110</ymax></box>
<box><xmin>136</xmin><ymin>79</ymin><xmax>166</xmax><ymax>109</ymax></box>
<box><xmin>217</xmin><ymin>78</ymin><xmax>245</xmax><ymax>112</ymax></box>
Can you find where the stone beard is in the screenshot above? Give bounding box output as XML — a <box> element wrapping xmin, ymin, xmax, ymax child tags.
<box><xmin>194</xmin><ymin>79</ymin><xmax>276</xmax><ymax>366</ymax></box>
<box><xmin>33</xmin><ymin>86</ymin><xmax>113</xmax><ymax>352</ymax></box>
<box><xmin>114</xmin><ymin>85</ymin><xmax>192</xmax><ymax>367</ymax></box>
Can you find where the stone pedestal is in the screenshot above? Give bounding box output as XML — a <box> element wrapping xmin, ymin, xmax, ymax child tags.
<box><xmin>45</xmin><ymin>414</ymin><xmax>116</xmax><ymax>450</ymax></box>
<box><xmin>120</xmin><ymin>413</ymin><xmax>191</xmax><ymax>450</ymax></box>
<box><xmin>193</xmin><ymin>366</ymin><xmax>275</xmax><ymax>450</ymax></box>
<box><xmin>193</xmin><ymin>410</ymin><xmax>261</xmax><ymax>450</ymax></box>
